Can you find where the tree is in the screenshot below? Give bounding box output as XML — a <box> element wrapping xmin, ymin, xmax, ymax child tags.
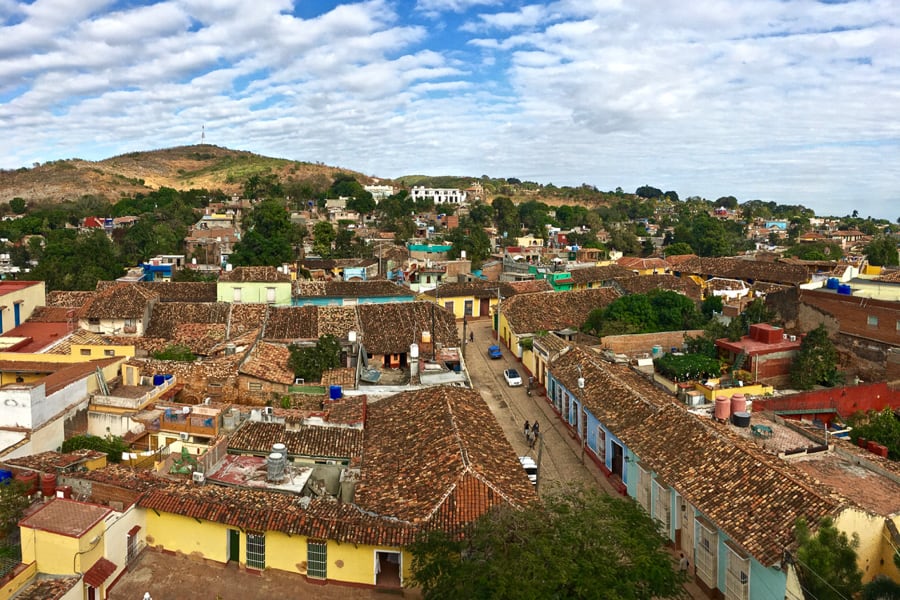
<box><xmin>794</xmin><ymin>516</ymin><xmax>862</xmax><ymax>600</ymax></box>
<box><xmin>790</xmin><ymin>325</ymin><xmax>842</xmax><ymax>390</ymax></box>
<box><xmin>9</xmin><ymin>197</ymin><xmax>26</xmax><ymax>214</ymax></box>
<box><xmin>664</xmin><ymin>242</ymin><xmax>694</xmax><ymax>256</ymax></box>
<box><xmin>0</xmin><ymin>479</ymin><xmax>28</xmax><ymax>536</ymax></box>
<box><xmin>864</xmin><ymin>235</ymin><xmax>899</xmax><ymax>267</ymax></box>
<box><xmin>862</xmin><ymin>576</ymin><xmax>900</xmax><ymax>600</ymax></box>
<box><xmin>445</xmin><ymin>218</ymin><xmax>492</xmax><ymax>269</ymax></box>
<box><xmin>635</xmin><ymin>185</ymin><xmax>663</xmax><ymax>199</ymax></box>
<box><xmin>409</xmin><ymin>485</ymin><xmax>684</xmax><ymax>600</ymax></box>
<box><xmin>230</xmin><ymin>199</ymin><xmax>300</xmax><ymax>266</ymax></box>
<box><xmin>287</xmin><ymin>335</ymin><xmax>342</xmax><ymax>382</ymax></box>
<box><xmin>62</xmin><ymin>434</ymin><xmax>130</xmax><ymax>462</ymax></box>
<box><xmin>31</xmin><ymin>229</ymin><xmax>126</xmax><ymax>291</ymax></box>
<box><xmin>311</xmin><ymin>220</ymin><xmax>336</xmax><ymax>258</ymax></box>
<box><xmin>152</xmin><ymin>344</ymin><xmax>197</xmax><ymax>361</ymax></box>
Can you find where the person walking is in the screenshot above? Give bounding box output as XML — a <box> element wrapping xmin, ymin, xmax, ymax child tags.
<box><xmin>678</xmin><ymin>552</ymin><xmax>690</xmax><ymax>577</ymax></box>
<box><xmin>469</xmin><ymin>331</ymin><xmax>474</xmax><ymax>343</ymax></box>
<box><xmin>523</xmin><ymin>420</ymin><xmax>530</xmax><ymax>440</ymax></box>
<box><xmin>532</xmin><ymin>420</ymin><xmax>540</xmax><ymax>439</ymax></box>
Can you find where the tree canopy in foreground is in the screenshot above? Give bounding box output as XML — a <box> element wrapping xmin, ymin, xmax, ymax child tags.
<box><xmin>409</xmin><ymin>485</ymin><xmax>684</xmax><ymax>600</ymax></box>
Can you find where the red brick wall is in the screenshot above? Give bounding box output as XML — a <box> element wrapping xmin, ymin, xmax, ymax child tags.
<box><xmin>799</xmin><ymin>290</ymin><xmax>900</xmax><ymax>345</ymax></box>
<box><xmin>600</xmin><ymin>330</ymin><xmax>705</xmax><ymax>356</ymax></box>
<box><xmin>753</xmin><ymin>381</ymin><xmax>900</xmax><ymax>417</ymax></box>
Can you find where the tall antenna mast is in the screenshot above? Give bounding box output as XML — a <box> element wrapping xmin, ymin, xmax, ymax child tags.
<box><xmin>201</xmin><ymin>124</ymin><xmax>206</xmax><ymax>145</ymax></box>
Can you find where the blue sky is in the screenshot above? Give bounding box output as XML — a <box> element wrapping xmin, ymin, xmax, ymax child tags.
<box><xmin>1</xmin><ymin>0</ymin><xmax>898</xmax><ymax>219</ymax></box>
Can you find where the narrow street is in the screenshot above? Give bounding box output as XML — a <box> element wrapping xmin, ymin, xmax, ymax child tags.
<box><xmin>461</xmin><ymin>318</ymin><xmax>617</xmax><ymax>496</ymax></box>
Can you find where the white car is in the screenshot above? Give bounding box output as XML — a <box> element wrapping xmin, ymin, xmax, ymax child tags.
<box><xmin>503</xmin><ymin>368</ymin><xmax>523</xmax><ymax>387</ymax></box>
<box><xmin>519</xmin><ymin>456</ymin><xmax>538</xmax><ymax>485</ymax></box>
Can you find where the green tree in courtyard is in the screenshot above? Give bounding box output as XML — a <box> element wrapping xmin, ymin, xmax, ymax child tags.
<box><xmin>789</xmin><ymin>324</ymin><xmax>842</xmax><ymax>390</ymax></box>
<box><xmin>848</xmin><ymin>408</ymin><xmax>900</xmax><ymax>460</ymax></box>
<box><xmin>794</xmin><ymin>516</ymin><xmax>862</xmax><ymax>600</ymax></box>
<box><xmin>409</xmin><ymin>485</ymin><xmax>684</xmax><ymax>600</ymax></box>
<box><xmin>287</xmin><ymin>335</ymin><xmax>342</xmax><ymax>383</ymax></box>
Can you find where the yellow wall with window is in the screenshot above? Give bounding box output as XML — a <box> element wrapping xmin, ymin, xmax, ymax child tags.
<box><xmin>145</xmin><ymin>508</ymin><xmax>409</xmax><ymax>586</ymax></box>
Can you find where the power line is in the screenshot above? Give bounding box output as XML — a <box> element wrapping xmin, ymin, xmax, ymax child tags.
<box><xmin>792</xmin><ymin>555</ymin><xmax>853</xmax><ymax>600</ymax></box>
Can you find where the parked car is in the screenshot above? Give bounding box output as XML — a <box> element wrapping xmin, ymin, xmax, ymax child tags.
<box><xmin>487</xmin><ymin>345</ymin><xmax>502</xmax><ymax>359</ymax></box>
<box><xmin>504</xmin><ymin>368</ymin><xmax>523</xmax><ymax>386</ymax></box>
<box><xmin>519</xmin><ymin>456</ymin><xmax>538</xmax><ymax>486</ymax></box>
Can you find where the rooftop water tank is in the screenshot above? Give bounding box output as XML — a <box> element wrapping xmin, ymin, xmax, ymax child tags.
<box><xmin>837</xmin><ymin>284</ymin><xmax>851</xmax><ymax>295</ymax></box>
<box><xmin>732</xmin><ymin>411</ymin><xmax>751</xmax><ymax>428</ymax></box>
<box><xmin>0</xmin><ymin>469</ymin><xmax>12</xmax><ymax>484</ymax></box>
<box><xmin>826</xmin><ymin>277</ymin><xmax>839</xmax><ymax>290</ymax></box>
<box><xmin>329</xmin><ymin>385</ymin><xmax>342</xmax><ymax>400</ymax></box>
<box><xmin>410</xmin><ymin>343</ymin><xmax>419</xmax><ymax>358</ymax></box>
<box><xmin>267</xmin><ymin>452</ymin><xmax>285</xmax><ymax>482</ymax></box>
<box><xmin>15</xmin><ymin>471</ymin><xmax>38</xmax><ymax>496</ymax></box>
<box><xmin>714</xmin><ymin>396</ymin><xmax>730</xmax><ymax>421</ymax></box>
<box><xmin>730</xmin><ymin>394</ymin><xmax>747</xmax><ymax>415</ymax></box>
<box><xmin>40</xmin><ymin>473</ymin><xmax>57</xmax><ymax>497</ymax></box>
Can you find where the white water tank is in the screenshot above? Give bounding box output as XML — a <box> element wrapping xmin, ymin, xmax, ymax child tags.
<box><xmin>410</xmin><ymin>343</ymin><xmax>419</xmax><ymax>358</ymax></box>
<box><xmin>349</xmin><ymin>330</ymin><xmax>357</xmax><ymax>343</ymax></box>
<box><xmin>267</xmin><ymin>452</ymin><xmax>285</xmax><ymax>482</ymax></box>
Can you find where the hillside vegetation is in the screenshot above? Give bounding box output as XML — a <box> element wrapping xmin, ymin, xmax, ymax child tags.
<box><xmin>0</xmin><ymin>145</ymin><xmax>369</xmax><ymax>204</ymax></box>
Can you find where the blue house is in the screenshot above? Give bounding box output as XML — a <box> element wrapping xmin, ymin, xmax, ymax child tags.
<box><xmin>543</xmin><ymin>346</ymin><xmax>848</xmax><ymax>600</ymax></box>
<box><xmin>292</xmin><ymin>280</ymin><xmax>414</xmax><ymax>307</ymax></box>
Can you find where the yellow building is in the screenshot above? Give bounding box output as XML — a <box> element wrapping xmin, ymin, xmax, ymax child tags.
<box><xmin>19</xmin><ymin>499</ymin><xmax>118</xmax><ymax>599</ymax></box>
<box><xmin>0</xmin><ymin>281</ymin><xmax>45</xmax><ymax>335</ymax></box>
<box><xmin>418</xmin><ymin>281</ymin><xmax>503</xmax><ymax>320</ymax></box>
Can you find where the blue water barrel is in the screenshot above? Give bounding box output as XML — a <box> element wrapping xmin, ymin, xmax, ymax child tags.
<box><xmin>152</xmin><ymin>374</ymin><xmax>165</xmax><ymax>386</ymax></box>
<box><xmin>826</xmin><ymin>278</ymin><xmax>839</xmax><ymax>289</ymax></box>
<box><xmin>0</xmin><ymin>469</ymin><xmax>12</xmax><ymax>484</ymax></box>
<box><xmin>329</xmin><ymin>385</ymin><xmax>342</xmax><ymax>400</ymax></box>
<box><xmin>837</xmin><ymin>284</ymin><xmax>851</xmax><ymax>295</ymax></box>
<box><xmin>164</xmin><ymin>374</ymin><xmax>173</xmax><ymax>381</ymax></box>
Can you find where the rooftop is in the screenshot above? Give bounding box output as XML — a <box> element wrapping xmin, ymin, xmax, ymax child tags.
<box><xmin>19</xmin><ymin>498</ymin><xmax>111</xmax><ymax>538</ymax></box>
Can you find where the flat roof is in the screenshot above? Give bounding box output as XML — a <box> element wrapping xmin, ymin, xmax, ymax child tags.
<box><xmin>0</xmin><ymin>281</ymin><xmax>42</xmax><ymax>294</ymax></box>
<box><xmin>205</xmin><ymin>454</ymin><xmax>313</xmax><ymax>494</ymax></box>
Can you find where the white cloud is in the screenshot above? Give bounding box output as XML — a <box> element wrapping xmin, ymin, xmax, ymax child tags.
<box><xmin>0</xmin><ymin>0</ymin><xmax>898</xmax><ymax>219</ymax></box>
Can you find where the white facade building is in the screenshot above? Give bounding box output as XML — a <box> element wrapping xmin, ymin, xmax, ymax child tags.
<box><xmin>410</xmin><ymin>187</ymin><xmax>468</xmax><ymax>205</ymax></box>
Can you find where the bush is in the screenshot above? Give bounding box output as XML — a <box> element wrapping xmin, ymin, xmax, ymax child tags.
<box><xmin>655</xmin><ymin>353</ymin><xmax>723</xmax><ymax>381</ymax></box>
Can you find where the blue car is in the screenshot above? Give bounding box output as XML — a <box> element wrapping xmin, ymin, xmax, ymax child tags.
<box><xmin>488</xmin><ymin>345</ymin><xmax>502</xmax><ymax>359</ymax></box>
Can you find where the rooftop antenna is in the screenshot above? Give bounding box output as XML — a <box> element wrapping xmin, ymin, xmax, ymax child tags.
<box><xmin>200</xmin><ymin>124</ymin><xmax>205</xmax><ymax>145</ymax></box>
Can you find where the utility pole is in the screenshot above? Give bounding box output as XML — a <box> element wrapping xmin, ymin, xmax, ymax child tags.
<box><xmin>462</xmin><ymin>316</ymin><xmax>467</xmax><ymax>358</ymax></box>
<box><xmin>535</xmin><ymin>432</ymin><xmax>544</xmax><ymax>495</ymax></box>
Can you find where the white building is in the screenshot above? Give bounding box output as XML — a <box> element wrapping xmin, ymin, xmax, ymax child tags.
<box><xmin>410</xmin><ymin>187</ymin><xmax>468</xmax><ymax>205</ymax></box>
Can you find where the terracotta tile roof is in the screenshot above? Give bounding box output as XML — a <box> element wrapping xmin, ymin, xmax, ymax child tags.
<box><xmin>294</xmin><ymin>280</ymin><xmax>412</xmax><ymax>298</ymax></box>
<box><xmin>317</xmin><ymin>306</ymin><xmax>360</xmax><ymax>339</ymax></box>
<box><xmin>139</xmin><ymin>281</ymin><xmax>218</xmax><ymax>302</ymax></box>
<box><xmin>672</xmin><ymin>257</ymin><xmax>809</xmax><ymax>285</ymax></box>
<box><xmin>264</xmin><ymin>306</ymin><xmax>319</xmax><ymax>340</ymax></box>
<box><xmin>567</xmin><ymin>265</ymin><xmax>636</xmax><ymax>285</ymax></box>
<box><xmin>502</xmin><ymin>288</ymin><xmax>620</xmax><ymax>334</ymax></box>
<box><xmin>310</xmin><ymin>393</ymin><xmax>365</xmax><ymax>425</ymax></box>
<box><xmin>64</xmin><ymin>463</ymin><xmax>167</xmax><ymax>493</ymax></box>
<box><xmin>81</xmin><ymin>283</ymin><xmax>158</xmax><ymax>319</ymax></box>
<box><xmin>239</xmin><ymin>342</ymin><xmax>295</xmax><ymax>384</ymax></box>
<box><xmin>3</xmin><ymin>449</ymin><xmax>107</xmax><ymax>473</ymax></box>
<box><xmin>665</xmin><ymin>254</ymin><xmax>699</xmax><ymax>267</ymax></box>
<box><xmin>229</xmin><ymin>303</ymin><xmax>269</xmax><ymax>337</ymax></box>
<box><xmin>43</xmin><ymin>328</ymin><xmax>116</xmax><ymax>355</ymax></box>
<box><xmin>354</xmin><ymin>386</ymin><xmax>536</xmax><ymax>528</ymax></box>
<box><xmin>615</xmin><ymin>274</ymin><xmax>703</xmax><ymax>302</ymax></box>
<box><xmin>228</xmin><ymin>421</ymin><xmax>363</xmax><ymax>460</ymax></box>
<box><xmin>219</xmin><ymin>266</ymin><xmax>290</xmax><ymax>282</ymax></box>
<box><xmin>83</xmin><ymin>557</ymin><xmax>117</xmax><ymax>588</ymax></box>
<box><xmin>12</xmin><ymin>576</ymin><xmax>80</xmax><ymax>600</ymax></box>
<box><xmin>617</xmin><ymin>256</ymin><xmax>668</xmax><ymax>271</ymax></box>
<box><xmin>551</xmin><ymin>348</ymin><xmax>842</xmax><ymax>566</ymax></box>
<box><xmin>356</xmin><ymin>301</ymin><xmax>458</xmax><ymax>355</ymax></box>
<box><xmin>138</xmin><ymin>483</ymin><xmax>417</xmax><ymax>546</ymax></box>
<box><xmin>503</xmin><ymin>279</ymin><xmax>554</xmax><ymax>294</ymax></box>
<box><xmin>46</xmin><ymin>290</ymin><xmax>95</xmax><ymax>308</ymax></box>
<box><xmin>876</xmin><ymin>270</ymin><xmax>900</xmax><ymax>283</ymax></box>
<box><xmin>145</xmin><ymin>302</ymin><xmax>230</xmax><ymax>338</ymax></box>
<box><xmin>172</xmin><ymin>323</ymin><xmax>228</xmax><ymax>355</ymax></box>
<box><xmin>26</xmin><ymin>306</ymin><xmax>80</xmax><ymax>322</ymax></box>
<box><xmin>19</xmin><ymin>498</ymin><xmax>111</xmax><ymax>537</ymax></box>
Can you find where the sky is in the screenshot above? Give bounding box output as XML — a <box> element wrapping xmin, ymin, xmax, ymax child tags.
<box><xmin>1</xmin><ymin>0</ymin><xmax>898</xmax><ymax>220</ymax></box>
